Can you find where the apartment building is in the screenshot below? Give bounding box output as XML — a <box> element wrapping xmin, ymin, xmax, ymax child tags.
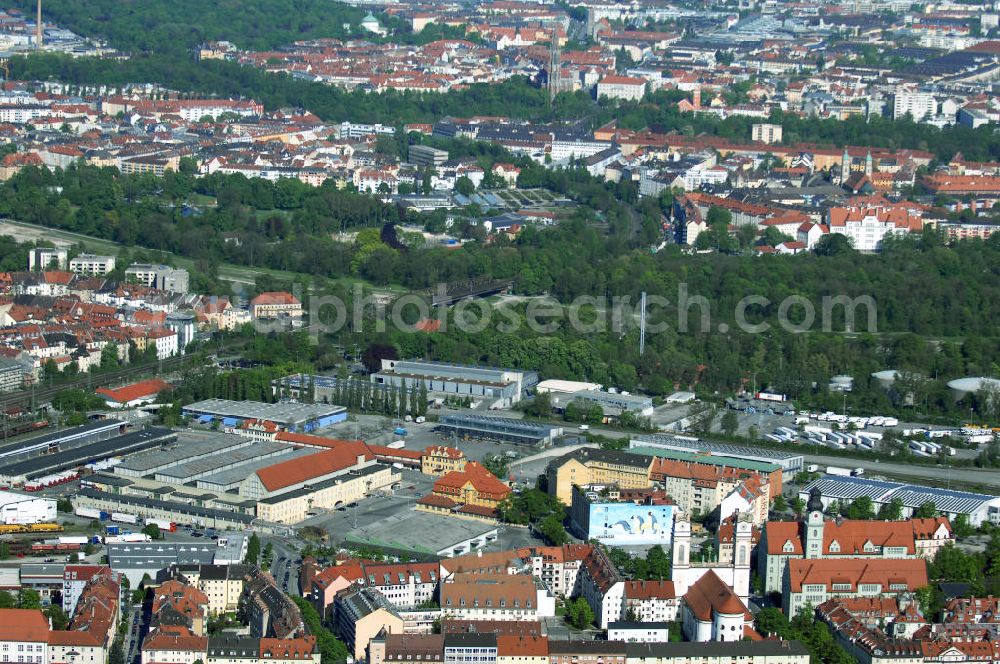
<box><xmin>444</xmin><ymin>634</ymin><xmax>497</xmax><ymax>664</ymax></box>
<box><xmin>647</xmin><ymin>455</ymin><xmax>772</xmax><ymax>524</ymax></box>
<box><xmin>893</xmin><ymin>91</ymin><xmax>937</xmax><ymax>121</ymax></box>
<box><xmin>578</xmin><ymin>546</ymin><xmax>626</xmax><ymax>629</ymax></box>
<box><xmin>622</xmin><ymin>580</ymin><xmax>679</xmax><ymax>623</ymax></box>
<box><xmin>752</xmin><ymin>123</ymin><xmax>783</xmax><ymax>144</ymax></box>
<box><xmin>606</xmin><ymin>623</ymin><xmax>669</xmax><ymax>644</ymax></box>
<box><xmin>370</xmin><ymin>634</ymin><xmax>445</xmax><ymax>664</ymax></box>
<box><xmin>546</xmin><ymin>449</ymin><xmax>654</xmax><ymax>505</ymax></box>
<box><xmin>826</xmin><ymin>204</ymin><xmax>923</xmax><ymax>252</ymax></box>
<box><xmin>512</xmin><ymin>544</ymin><xmax>592</xmax><ymax>597</ymax></box>
<box><xmin>440</xmin><ymin>573</ymin><xmax>555</xmax><ymax>622</ymax></box>
<box><xmin>0</xmin><ymin>610</ymin><xmax>47</xmax><ymax>664</ymax></box>
<box><xmin>356</xmin><ymin>562</ymin><xmax>440</xmax><ymax>609</ymax></box>
<box><xmin>27</xmin><ymin>247</ymin><xmax>67</xmax><ymax>271</ymax></box>
<box><xmin>333</xmin><ymin>586</ymin><xmax>404</xmax><ymax>661</ymax></box>
<box><xmin>241</xmin><ymin>569</ymin><xmax>305</xmax><ymax>639</ymax></box>
<box><xmin>62</xmin><ymin>565</ymin><xmax>115</xmax><ymax>617</ymax></box>
<box><xmin>124</xmin><ymin>263</ymin><xmax>190</xmax><ymax>293</ymax></box>
<box><xmin>169</xmin><ymin>564</ymin><xmax>252</xmax><ymax>615</ymax></box>
<box><xmin>596</xmin><ymin>75</ymin><xmax>647</xmax><ymax>101</ymax></box>
<box><xmin>495</xmin><ymin>636</ymin><xmax>547</xmax><ymax>664</ymax></box>
<box><xmin>152</xmin><ymin>579</ymin><xmax>210</xmax><ymax>635</ymax></box>
<box><xmin>68</xmin><ymin>254</ymin><xmax>115</xmax><ymax>277</ymax></box>
<box><xmin>142</xmin><ymin>632</ymin><xmax>209</xmax><ymax>664</ymax></box>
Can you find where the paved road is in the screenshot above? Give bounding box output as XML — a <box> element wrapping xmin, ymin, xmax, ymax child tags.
<box><xmin>792</xmin><ymin>453</ymin><xmax>996</xmax><ymax>490</ymax></box>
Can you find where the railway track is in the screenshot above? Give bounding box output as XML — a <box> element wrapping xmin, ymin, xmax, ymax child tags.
<box><xmin>0</xmin><ymin>340</ymin><xmax>250</xmax><ymax>413</ymax></box>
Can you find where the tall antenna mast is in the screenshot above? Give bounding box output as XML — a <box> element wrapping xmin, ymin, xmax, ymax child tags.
<box><xmin>35</xmin><ymin>0</ymin><xmax>42</xmax><ymax>49</ymax></box>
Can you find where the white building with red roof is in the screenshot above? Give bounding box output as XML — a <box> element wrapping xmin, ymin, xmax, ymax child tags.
<box><xmin>249</xmin><ymin>292</ymin><xmax>302</xmax><ymax>321</ymax></box>
<box><xmin>783</xmin><ymin>557</ymin><xmax>928</xmax><ymax>618</ymax></box>
<box><xmin>758</xmin><ymin>489</ymin><xmax>953</xmax><ymax>593</ymax></box>
<box><xmin>96</xmin><ymin>378</ymin><xmax>169</xmax><ymax>408</ymax></box>
<box><xmin>596</xmin><ymin>75</ymin><xmax>647</xmax><ymax>102</ymax></box>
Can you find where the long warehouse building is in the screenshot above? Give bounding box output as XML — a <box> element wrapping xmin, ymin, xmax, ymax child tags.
<box><xmin>74</xmin><ymin>488</ymin><xmax>256</xmax><ymax>530</ymax></box>
<box><xmin>0</xmin><ymin>419</ymin><xmax>126</xmax><ymax>465</ymax></box>
<box><xmin>0</xmin><ymin>426</ymin><xmax>175</xmax><ymax>484</ymax></box>
<box><xmin>181</xmin><ymin>399</ymin><xmax>347</xmax><ymax>432</ymax></box>
<box><xmin>438</xmin><ymin>414</ymin><xmax>563</xmax><ymax>445</ymax></box>
<box><xmin>800</xmin><ymin>476</ymin><xmax>1000</xmax><ymax>527</ymax></box>
<box><xmin>630</xmin><ymin>434</ymin><xmax>805</xmax><ymax>477</ymax></box>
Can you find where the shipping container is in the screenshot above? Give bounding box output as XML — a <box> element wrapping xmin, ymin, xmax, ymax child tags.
<box><xmin>58</xmin><ymin>536</ymin><xmax>88</xmax><ymax>545</ymax></box>
<box><xmin>756</xmin><ymin>392</ymin><xmax>787</xmax><ymax>402</ymax></box>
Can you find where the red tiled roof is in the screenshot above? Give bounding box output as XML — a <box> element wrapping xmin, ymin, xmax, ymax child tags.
<box><xmin>433</xmin><ymin>461</ymin><xmax>511</xmax><ymax>499</ymax></box>
<box><xmin>624</xmin><ymin>579</ymin><xmax>676</xmax><ymax>600</ymax></box>
<box><xmin>417</xmin><ymin>494</ymin><xmax>459</xmax><ymax>509</ymax></box>
<box><xmin>598</xmin><ymin>75</ymin><xmax>647</xmax><ymax>86</ymax></box>
<box><xmin>96</xmin><ymin>378</ymin><xmax>169</xmax><ymax>404</ymax></box>
<box><xmin>259</xmin><ymin>637</ymin><xmax>317</xmax><ymax>660</ymax></box>
<box><xmin>255</xmin><ymin>443</ymin><xmax>372</xmax><ymax>492</ymax></box>
<box><xmin>0</xmin><ymin>609</ymin><xmax>49</xmax><ymax>642</ymax></box>
<box><xmin>683</xmin><ymin>571</ymin><xmax>748</xmax><ymax>621</ymax></box>
<box><xmin>251</xmin><ymin>291</ymin><xmax>301</xmax><ymax>306</ymax></box>
<box><xmin>274</xmin><ymin>432</ymin><xmax>362</xmax><ymax>448</ymax></box>
<box><xmin>787</xmin><ymin>558</ymin><xmax>928</xmax><ymax>593</ymax></box>
<box><xmin>496</xmin><ymin>635</ymin><xmax>548</xmax><ymax>656</ymax></box>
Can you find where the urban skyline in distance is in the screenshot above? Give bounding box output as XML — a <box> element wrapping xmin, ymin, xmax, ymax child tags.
<box><xmin>0</xmin><ymin>1</ymin><xmax>997</xmax><ymax>664</ymax></box>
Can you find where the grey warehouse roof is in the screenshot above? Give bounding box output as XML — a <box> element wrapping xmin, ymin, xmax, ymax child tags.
<box><xmin>801</xmin><ymin>476</ymin><xmax>1000</xmax><ymax>515</ymax></box>
<box><xmin>181</xmin><ymin>399</ymin><xmax>345</xmax><ymax>425</ymax></box>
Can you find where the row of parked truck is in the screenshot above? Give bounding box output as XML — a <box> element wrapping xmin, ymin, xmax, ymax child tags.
<box><xmin>767</xmin><ymin>426</ymin><xmax>884</xmax><ymax>451</ymax></box>
<box><xmin>74</xmin><ymin>506</ymin><xmax>175</xmax><ymax>542</ymax></box>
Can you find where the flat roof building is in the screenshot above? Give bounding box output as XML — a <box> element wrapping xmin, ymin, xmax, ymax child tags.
<box><xmin>630</xmin><ymin>435</ymin><xmax>804</xmax><ymax>476</ymax></box>
<box><xmin>372</xmin><ymin>360</ymin><xmax>538</xmax><ymax>407</ymax></box>
<box><xmin>549</xmin><ymin>390</ymin><xmax>654</xmax><ymax>417</ymax></box>
<box><xmin>800</xmin><ymin>475</ymin><xmax>1000</xmax><ymax>527</ymax></box>
<box><xmin>181</xmin><ymin>399</ymin><xmax>347</xmax><ymax>432</ymax></box>
<box><xmin>0</xmin><ymin>420</ymin><xmax>127</xmax><ymax>466</ymax></box>
<box><xmin>108</xmin><ymin>540</ymin><xmax>222</xmax><ymax>586</ymax></box>
<box><xmin>68</xmin><ymin>254</ymin><xmax>116</xmax><ymax>276</ymax></box>
<box><xmin>344</xmin><ymin>510</ymin><xmax>499</xmax><ymax>558</ymax></box>
<box><xmin>438</xmin><ymin>414</ymin><xmax>562</xmax><ymax>446</ymax></box>
<box><xmin>0</xmin><ymin>426</ymin><xmax>174</xmax><ymax>484</ymax></box>
<box><xmin>409</xmin><ymin>145</ymin><xmax>449</xmax><ymax>168</ymax></box>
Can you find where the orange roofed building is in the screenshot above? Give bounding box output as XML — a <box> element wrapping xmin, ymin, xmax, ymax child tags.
<box><xmin>245</xmin><ymin>442</ymin><xmax>399</xmax><ymax>524</ymax></box>
<box><xmin>250</xmin><ymin>291</ymin><xmax>303</xmax><ymax>320</ymax></box>
<box><xmin>421</xmin><ymin>445</ymin><xmax>467</xmax><ymax>476</ymax></box>
<box><xmin>96</xmin><ymin>378</ymin><xmax>169</xmax><ymax>407</ymax></box>
<box><xmin>681</xmin><ymin>570</ymin><xmax>753</xmax><ymax>642</ymax></box>
<box><xmin>417</xmin><ymin>461</ymin><xmax>511</xmax><ymax>521</ymax></box>
<box><xmin>783</xmin><ymin>557</ymin><xmax>929</xmax><ymax>617</ymax></box>
<box><xmin>759</xmin><ymin>489</ymin><xmax>952</xmax><ymax>593</ymax></box>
